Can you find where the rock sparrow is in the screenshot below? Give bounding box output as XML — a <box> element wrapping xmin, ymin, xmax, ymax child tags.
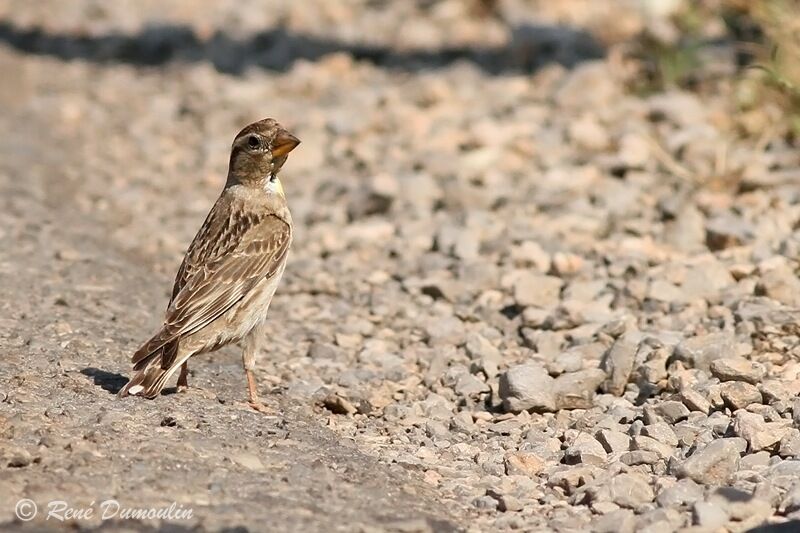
<box><xmin>119</xmin><ymin>118</ymin><xmax>299</xmax><ymax>412</ymax></box>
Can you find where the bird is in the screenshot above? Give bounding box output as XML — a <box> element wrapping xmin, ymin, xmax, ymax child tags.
<box><xmin>118</xmin><ymin>118</ymin><xmax>300</xmax><ymax>412</ymax></box>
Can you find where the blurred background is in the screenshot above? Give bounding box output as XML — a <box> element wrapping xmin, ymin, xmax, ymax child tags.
<box><xmin>1</xmin><ymin>0</ymin><xmax>798</xmax><ymax>274</ymax></box>
<box><xmin>4</xmin><ymin>0</ymin><xmax>800</xmax><ymax>530</ymax></box>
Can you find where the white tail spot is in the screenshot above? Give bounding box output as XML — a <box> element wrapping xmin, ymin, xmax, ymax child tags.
<box><xmin>127</xmin><ymin>385</ymin><xmax>144</xmax><ymax>395</ymax></box>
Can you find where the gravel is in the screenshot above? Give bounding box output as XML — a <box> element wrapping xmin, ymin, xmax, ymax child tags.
<box><xmin>499</xmin><ymin>363</ymin><xmax>557</xmax><ymax>413</ymax></box>
<box><xmin>675</xmin><ymin>439</ymin><xmax>741</xmax><ymax>485</ymax></box>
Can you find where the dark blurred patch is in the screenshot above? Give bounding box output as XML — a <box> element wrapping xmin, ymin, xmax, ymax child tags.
<box><xmin>0</xmin><ymin>20</ymin><xmax>604</xmax><ymax>75</ymax></box>
<box><xmin>80</xmin><ymin>367</ymin><xmax>127</xmax><ymax>394</ymax></box>
<box><xmin>747</xmin><ymin>522</ymin><xmax>800</xmax><ymax>533</ymax></box>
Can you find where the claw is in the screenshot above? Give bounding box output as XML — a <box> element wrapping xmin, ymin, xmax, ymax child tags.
<box><xmin>248</xmin><ymin>401</ymin><xmax>274</xmax><ymax>414</ymax></box>
<box><xmin>234</xmin><ymin>400</ymin><xmax>276</xmax><ymax>415</ymax></box>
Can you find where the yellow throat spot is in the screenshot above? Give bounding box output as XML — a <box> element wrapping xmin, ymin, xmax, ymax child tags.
<box><xmin>267</xmin><ymin>177</ymin><xmax>285</xmax><ymax>197</ymax></box>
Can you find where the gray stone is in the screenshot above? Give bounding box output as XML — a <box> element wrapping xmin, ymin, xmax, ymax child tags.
<box><xmin>673</xmin><ymin>422</ymin><xmax>706</xmax><ymax>449</ymax></box>
<box><xmin>632</xmin><ymin>435</ymin><xmax>675</xmax><ymax>459</ymax></box>
<box><xmin>510</xmin><ymin>241</ymin><xmax>550</xmax><ymax>272</ymax></box>
<box><xmin>654</xmin><ymin>401</ymin><xmax>691</xmax><ymax>424</ymax></box>
<box><xmin>504</xmin><ymin>452</ymin><xmax>545</xmax><ymax>477</ymax></box>
<box><xmin>708</xmin><ymin>487</ymin><xmax>772</xmax><ymax>522</ymax></box>
<box><xmin>596</xmin><ymin>429</ymin><xmax>631</xmax><ymax>453</ymax></box>
<box><xmin>307</xmin><ymin>341</ymin><xmax>342</xmax><ymax>360</ymax></box>
<box><xmin>733</xmin><ymin>410</ymin><xmax>790</xmax><ymax>452</ymax></box>
<box><xmin>760</xmin><ymin>380</ymin><xmax>790</xmax><ymax>404</ymax></box>
<box><xmin>727</xmin><ymin>436</ymin><xmax>749</xmax><ymax>454</ymax></box>
<box><xmin>425</xmin><ymin>315</ymin><xmax>466</xmax><ymax>346</ymax></box>
<box><xmin>568</xmin><ymin>113</ymin><xmax>610</xmax><ymax>151</ymax></box>
<box><xmin>756</xmin><ymin>261</ymin><xmax>800</xmax><ymax>307</ymax></box>
<box><xmin>647</xmin><ymin>280</ymin><xmax>687</xmax><ymax>303</ymax></box>
<box><xmin>590</xmin><ymin>500</ymin><xmax>621</xmax><ymax>515</ymax></box>
<box><xmin>230</xmin><ymin>452</ymin><xmax>266</xmax><ymax>472</ymax></box>
<box><xmin>551</xmin><ymin>350</ymin><xmax>584</xmax><ymax>374</ymax></box>
<box><xmin>453</xmin><ymin>370</ymin><xmax>491</xmax><ymax>398</ymax></box>
<box><xmin>720</xmin><ymin>381</ymin><xmax>763</xmax><ymax>410</ymax></box>
<box><xmin>748</xmin><ymin>403</ymin><xmax>782</xmax><ymax>422</ymax></box>
<box><xmin>438</xmin><ymin>225</ymin><xmax>480</xmax><ymax>260</ymax></box>
<box><xmin>485</xmin><ymin>489</ymin><xmax>524</xmax><ymax>513</ymax></box>
<box><xmin>675</xmin><ymin>438</ymin><xmax>741</xmax><ymax>484</ymax></box>
<box><xmin>706</xmin><ymin>215</ymin><xmax>753</xmax><ymax>251</ymax></box>
<box><xmin>681</xmin><ymin>257</ymin><xmax>735</xmax><ymax>300</ymax></box>
<box><xmin>425</xmin><ymin>420</ymin><xmax>449</xmax><ymax>439</ymax></box>
<box><xmin>739</xmin><ymin>450</ymin><xmax>771</xmax><ymax>470</ymax></box>
<box><xmin>673</xmin><ymin>332</ymin><xmax>735</xmax><ymax>371</ymax></box>
<box><xmin>608</xmin><ymin>473</ymin><xmax>655</xmax><ymax>508</ymax></box>
<box><xmin>641</xmin><ymin>407</ymin><xmax>663</xmax><ymax>428</ymax></box>
<box><xmin>565</xmin><ymin>433</ymin><xmax>607</xmax><ymax>466</ymax></box>
<box><xmin>473</xmin><ymin>495</ymin><xmax>499</xmax><ymax>510</ymax></box>
<box><xmin>705</xmin><ymin>411</ymin><xmax>734</xmax><ymax>436</ymax></box>
<box><xmin>780</xmin><ymin>483</ymin><xmax>800</xmax><ymax>514</ymax></box>
<box><xmin>793</xmin><ymin>398</ymin><xmax>800</xmax><ymax>428</ymax></box>
<box><xmin>553</xmin><ymin>368</ymin><xmax>606</xmax><ymax>410</ymax></box>
<box><xmin>563</xmin><ymin>279</ymin><xmax>607</xmax><ymax>302</ymax></box>
<box><xmin>740</xmin><ymin>451</ymin><xmax>771</xmax><ymax>470</ymax></box>
<box><xmin>464</xmin><ymin>332</ymin><xmax>502</xmax><ymax>378</ymax></box>
<box><xmin>548</xmin><ymin>465</ymin><xmax>602</xmax><ymax>495</ymax></box>
<box><xmin>664</xmin><ymin>204</ymin><xmax>705</xmax><ymax>252</ymax></box>
<box><xmin>638</xmin><ymin>347</ymin><xmax>671</xmax><ymax>387</ymax></box>
<box><xmin>705</xmin><ymin>384</ymin><xmax>726</xmax><ymax>412</ymax></box>
<box><xmin>769</xmin><ymin>459</ymin><xmax>800</xmax><ymax>477</ymax></box>
<box><xmin>637</xmin><ymin>518</ymin><xmax>682</xmax><ymax>533</ymax></box>
<box><xmin>656</xmin><ymin>478</ymin><xmax>703</xmax><ymax>508</ymax></box>
<box><xmin>522</xmin><ymin>428</ymin><xmax>563</xmax><ymax>461</ymax></box>
<box><xmin>709</xmin><ymin>357</ymin><xmax>766</xmax><ymax>384</ymax></box>
<box><xmin>620</xmin><ymin>450</ymin><xmax>660</xmax><ymax>466</ymax></box>
<box><xmin>513</xmin><ymin>273</ymin><xmax>563</xmax><ymax>308</ymax></box>
<box><xmin>641</xmin><ymin>422</ymin><xmax>679</xmax><ymax>447</ymax></box>
<box><xmin>601</xmin><ymin>337</ymin><xmax>637</xmax><ymax>396</ymax></box>
<box><xmin>591</xmin><ymin>509</ymin><xmax>636</xmax><ymax>533</ymax></box>
<box><xmin>692</xmin><ymin>501</ymin><xmax>729</xmax><ymax>528</ymax></box>
<box><xmin>780</xmin><ymin>428</ymin><xmax>800</xmax><ymax>458</ymax></box>
<box><xmin>499</xmin><ymin>363</ymin><xmax>556</xmax><ymax>413</ymax></box>
<box><xmin>450</xmin><ymin>412</ymin><xmax>475</xmax><ymax>434</ymax></box>
<box><xmin>680</xmin><ymin>388</ymin><xmax>712</xmax><ymax>414</ymax></box>
<box><xmin>635</xmin><ymin>509</ymin><xmax>685</xmax><ymax>532</ymax></box>
<box><xmin>555</xmin><ymin>62</ymin><xmax>620</xmax><ymax>110</ymax></box>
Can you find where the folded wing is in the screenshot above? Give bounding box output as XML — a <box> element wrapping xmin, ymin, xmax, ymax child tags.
<box><xmin>132</xmin><ymin>209</ymin><xmax>291</xmax><ymax>371</ymax></box>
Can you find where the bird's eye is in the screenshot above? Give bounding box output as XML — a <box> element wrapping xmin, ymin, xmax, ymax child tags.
<box><xmin>247</xmin><ymin>135</ymin><xmax>261</xmax><ymax>149</ymax></box>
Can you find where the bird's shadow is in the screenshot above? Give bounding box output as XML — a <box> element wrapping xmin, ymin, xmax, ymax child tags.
<box><xmin>82</xmin><ymin>367</ymin><xmax>183</xmax><ymax>397</ymax></box>
<box><xmin>81</xmin><ymin>367</ymin><xmax>128</xmax><ymax>395</ymax></box>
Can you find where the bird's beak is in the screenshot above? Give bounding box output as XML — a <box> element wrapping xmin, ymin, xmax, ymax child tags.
<box><xmin>272</xmin><ymin>130</ymin><xmax>301</xmax><ymax>157</ymax></box>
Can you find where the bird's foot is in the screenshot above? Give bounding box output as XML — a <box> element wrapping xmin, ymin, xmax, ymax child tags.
<box><xmin>175</xmin><ymin>386</ymin><xmax>217</xmax><ymax>400</ymax></box>
<box><xmin>248</xmin><ymin>400</ymin><xmax>275</xmax><ymax>415</ymax></box>
<box><xmin>177</xmin><ymin>363</ymin><xmax>190</xmax><ymax>392</ymax></box>
<box><xmin>235</xmin><ymin>399</ymin><xmax>276</xmax><ymax>415</ymax></box>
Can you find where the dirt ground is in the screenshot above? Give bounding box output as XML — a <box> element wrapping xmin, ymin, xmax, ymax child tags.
<box><xmin>3</xmin><ymin>1</ymin><xmax>800</xmax><ymax>532</ymax></box>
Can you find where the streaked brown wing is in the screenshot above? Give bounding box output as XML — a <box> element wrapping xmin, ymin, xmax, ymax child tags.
<box><xmin>134</xmin><ymin>210</ymin><xmax>291</xmax><ymax>369</ymax></box>
<box><xmin>166</xmin><ymin>217</ymin><xmax>290</xmax><ymax>336</ymax></box>
<box><xmin>170</xmin><ymin>196</ymin><xmax>242</xmax><ymax>302</ymax></box>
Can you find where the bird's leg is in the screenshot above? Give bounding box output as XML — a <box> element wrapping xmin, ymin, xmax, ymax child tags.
<box><xmin>242</xmin><ymin>337</ymin><xmax>272</xmax><ymax>414</ymax></box>
<box><xmin>176</xmin><ymin>362</ymin><xmax>189</xmax><ymax>392</ymax></box>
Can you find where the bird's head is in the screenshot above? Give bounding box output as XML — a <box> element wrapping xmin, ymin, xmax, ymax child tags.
<box><xmin>227</xmin><ymin>118</ymin><xmax>300</xmax><ymax>194</ymax></box>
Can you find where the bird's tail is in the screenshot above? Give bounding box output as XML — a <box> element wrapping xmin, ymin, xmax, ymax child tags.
<box><xmin>119</xmin><ymin>343</ymin><xmax>188</xmax><ymax>399</ymax></box>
